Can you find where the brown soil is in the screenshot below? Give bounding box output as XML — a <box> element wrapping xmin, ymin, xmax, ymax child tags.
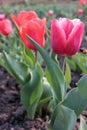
<box><xmin>0</xmin><ymin>64</ymin><xmax>87</xmax><ymax>130</ymax></box>
<box><xmin>0</xmin><ymin>66</ymin><xmax>49</xmax><ymax>130</ymax></box>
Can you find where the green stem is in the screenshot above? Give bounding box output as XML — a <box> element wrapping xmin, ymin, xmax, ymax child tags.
<box><xmin>58</xmin><ymin>55</ymin><xmax>66</xmax><ymax>74</ymax></box>
<box><xmin>35</xmin><ymin>50</ymin><xmax>38</xmax><ymax>63</ymax></box>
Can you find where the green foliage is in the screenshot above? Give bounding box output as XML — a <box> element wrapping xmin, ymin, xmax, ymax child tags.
<box><xmin>21</xmin><ymin>64</ymin><xmax>43</xmax><ymax>119</ymax></box>
<box><xmin>27</xmin><ymin>35</ymin><xmax>65</xmax><ymax>102</ymax></box>
<box><xmin>63</xmin><ymin>88</ymin><xmax>87</xmax><ymax>116</ymax></box>
<box><xmin>77</xmin><ymin>75</ymin><xmax>87</xmax><ymax>99</ymax></box>
<box><xmin>48</xmin><ymin>105</ymin><xmax>77</xmax><ymax>130</ymax></box>
<box><xmin>1</xmin><ymin>2</ymin><xmax>87</xmax><ymax>130</ymax></box>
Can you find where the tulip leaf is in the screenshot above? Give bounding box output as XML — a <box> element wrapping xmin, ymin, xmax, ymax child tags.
<box><xmin>26</xmin><ymin>35</ymin><xmax>65</xmax><ymax>102</ymax></box>
<box><xmin>77</xmin><ymin>75</ymin><xmax>87</xmax><ymax>99</ymax></box>
<box><xmin>0</xmin><ymin>42</ymin><xmax>9</xmax><ymax>52</ymax></box>
<box><xmin>75</xmin><ymin>54</ymin><xmax>87</xmax><ymax>74</ymax></box>
<box><xmin>79</xmin><ymin>116</ymin><xmax>87</xmax><ymax>130</ymax></box>
<box><xmin>23</xmin><ymin>46</ymin><xmax>35</xmax><ymax>67</ymax></box>
<box><xmin>38</xmin><ymin>78</ymin><xmax>53</xmax><ymax>109</ymax></box>
<box><xmin>3</xmin><ymin>51</ymin><xmax>30</xmax><ymax>84</ymax></box>
<box><xmin>21</xmin><ymin>64</ymin><xmax>43</xmax><ymax>119</ymax></box>
<box><xmin>63</xmin><ymin>88</ymin><xmax>87</xmax><ymax>116</ymax></box>
<box><xmin>65</xmin><ymin>62</ymin><xmax>71</xmax><ymax>90</ymax></box>
<box><xmin>66</xmin><ymin>57</ymin><xmax>77</xmax><ymax>71</ymax></box>
<box><xmin>48</xmin><ymin>104</ymin><xmax>77</xmax><ymax>130</ymax></box>
<box><xmin>0</xmin><ymin>52</ymin><xmax>16</xmax><ymax>77</ymax></box>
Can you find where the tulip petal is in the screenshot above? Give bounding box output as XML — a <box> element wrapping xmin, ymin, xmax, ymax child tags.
<box><xmin>66</xmin><ymin>22</ymin><xmax>84</xmax><ymax>56</ymax></box>
<box><xmin>19</xmin><ymin>20</ymin><xmax>45</xmax><ymax>50</ymax></box>
<box><xmin>60</xmin><ymin>18</ymin><xmax>74</xmax><ymax>39</ymax></box>
<box><xmin>17</xmin><ymin>11</ymin><xmax>38</xmax><ymax>26</ymax></box>
<box><xmin>51</xmin><ymin>19</ymin><xmax>66</xmax><ymax>55</ymax></box>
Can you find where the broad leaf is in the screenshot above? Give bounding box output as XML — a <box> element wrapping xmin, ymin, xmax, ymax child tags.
<box><xmin>38</xmin><ymin>77</ymin><xmax>53</xmax><ymax>109</ymax></box>
<box><xmin>21</xmin><ymin>64</ymin><xmax>43</xmax><ymax>119</ymax></box>
<box><xmin>3</xmin><ymin>51</ymin><xmax>29</xmax><ymax>84</ymax></box>
<box><xmin>63</xmin><ymin>88</ymin><xmax>87</xmax><ymax>116</ymax></box>
<box><xmin>77</xmin><ymin>75</ymin><xmax>87</xmax><ymax>99</ymax></box>
<box><xmin>48</xmin><ymin>104</ymin><xmax>77</xmax><ymax>130</ymax></box>
<box><xmin>26</xmin><ymin>35</ymin><xmax>65</xmax><ymax>102</ymax></box>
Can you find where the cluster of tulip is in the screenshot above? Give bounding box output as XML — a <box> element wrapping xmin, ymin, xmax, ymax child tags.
<box><xmin>10</xmin><ymin>10</ymin><xmax>84</xmax><ymax>57</ymax></box>
<box><xmin>1</xmin><ymin>10</ymin><xmax>87</xmax><ymax>130</ymax></box>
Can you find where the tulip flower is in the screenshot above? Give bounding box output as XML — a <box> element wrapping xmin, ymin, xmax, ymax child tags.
<box><xmin>10</xmin><ymin>11</ymin><xmax>38</xmax><ymax>30</ymax></box>
<box><xmin>77</xmin><ymin>9</ymin><xmax>84</xmax><ymax>15</ymax></box>
<box><xmin>0</xmin><ymin>18</ymin><xmax>12</xmax><ymax>35</ymax></box>
<box><xmin>79</xmin><ymin>0</ymin><xmax>87</xmax><ymax>5</ymax></box>
<box><xmin>51</xmin><ymin>18</ymin><xmax>84</xmax><ymax>56</ymax></box>
<box><xmin>10</xmin><ymin>11</ymin><xmax>46</xmax><ymax>50</ymax></box>
<box><xmin>0</xmin><ymin>14</ymin><xmax>6</xmax><ymax>20</ymax></box>
<box><xmin>48</xmin><ymin>10</ymin><xmax>54</xmax><ymax>16</ymax></box>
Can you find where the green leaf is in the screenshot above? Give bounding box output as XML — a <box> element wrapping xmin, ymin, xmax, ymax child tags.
<box><xmin>65</xmin><ymin>63</ymin><xmax>71</xmax><ymax>90</ymax></box>
<box><xmin>66</xmin><ymin>57</ymin><xmax>77</xmax><ymax>71</ymax></box>
<box><xmin>63</xmin><ymin>88</ymin><xmax>87</xmax><ymax>116</ymax></box>
<box><xmin>77</xmin><ymin>75</ymin><xmax>87</xmax><ymax>99</ymax></box>
<box><xmin>79</xmin><ymin>116</ymin><xmax>87</xmax><ymax>130</ymax></box>
<box><xmin>21</xmin><ymin>64</ymin><xmax>43</xmax><ymax>119</ymax></box>
<box><xmin>38</xmin><ymin>78</ymin><xmax>53</xmax><ymax>109</ymax></box>
<box><xmin>3</xmin><ymin>51</ymin><xmax>29</xmax><ymax>84</ymax></box>
<box><xmin>0</xmin><ymin>53</ymin><xmax>15</xmax><ymax>77</ymax></box>
<box><xmin>26</xmin><ymin>35</ymin><xmax>65</xmax><ymax>102</ymax></box>
<box><xmin>77</xmin><ymin>54</ymin><xmax>87</xmax><ymax>74</ymax></box>
<box><xmin>23</xmin><ymin>46</ymin><xmax>35</xmax><ymax>67</ymax></box>
<box><xmin>0</xmin><ymin>42</ymin><xmax>9</xmax><ymax>52</ymax></box>
<box><xmin>48</xmin><ymin>104</ymin><xmax>77</xmax><ymax>130</ymax></box>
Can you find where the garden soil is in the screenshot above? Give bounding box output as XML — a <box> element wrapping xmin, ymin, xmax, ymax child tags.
<box><xmin>0</xmin><ymin>64</ymin><xmax>87</xmax><ymax>130</ymax></box>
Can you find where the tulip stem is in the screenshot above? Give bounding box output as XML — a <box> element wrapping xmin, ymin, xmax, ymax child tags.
<box><xmin>58</xmin><ymin>55</ymin><xmax>66</xmax><ymax>74</ymax></box>
<box><xmin>35</xmin><ymin>50</ymin><xmax>38</xmax><ymax>63</ymax></box>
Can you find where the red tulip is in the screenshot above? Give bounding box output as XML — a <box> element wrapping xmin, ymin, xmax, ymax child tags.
<box><xmin>79</xmin><ymin>0</ymin><xmax>87</xmax><ymax>4</ymax></box>
<box><xmin>10</xmin><ymin>11</ymin><xmax>38</xmax><ymax>29</ymax></box>
<box><xmin>0</xmin><ymin>19</ymin><xmax>12</xmax><ymax>35</ymax></box>
<box><xmin>51</xmin><ymin>18</ymin><xmax>84</xmax><ymax>56</ymax></box>
<box><xmin>77</xmin><ymin>9</ymin><xmax>84</xmax><ymax>15</ymax></box>
<box><xmin>10</xmin><ymin>11</ymin><xmax>46</xmax><ymax>50</ymax></box>
<box><xmin>48</xmin><ymin>10</ymin><xmax>54</xmax><ymax>16</ymax></box>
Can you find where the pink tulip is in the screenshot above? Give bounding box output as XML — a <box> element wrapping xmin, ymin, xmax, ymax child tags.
<box><xmin>0</xmin><ymin>14</ymin><xmax>6</xmax><ymax>20</ymax></box>
<box><xmin>51</xmin><ymin>18</ymin><xmax>84</xmax><ymax>56</ymax></box>
<box><xmin>0</xmin><ymin>19</ymin><xmax>12</xmax><ymax>35</ymax></box>
<box><xmin>79</xmin><ymin>0</ymin><xmax>87</xmax><ymax>4</ymax></box>
<box><xmin>77</xmin><ymin>9</ymin><xmax>84</xmax><ymax>15</ymax></box>
<box><xmin>48</xmin><ymin>10</ymin><xmax>54</xmax><ymax>16</ymax></box>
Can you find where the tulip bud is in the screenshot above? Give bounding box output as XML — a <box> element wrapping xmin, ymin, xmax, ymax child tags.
<box><xmin>77</xmin><ymin>9</ymin><xmax>84</xmax><ymax>15</ymax></box>
<box><xmin>0</xmin><ymin>19</ymin><xmax>12</xmax><ymax>35</ymax></box>
<box><xmin>48</xmin><ymin>10</ymin><xmax>54</xmax><ymax>16</ymax></box>
<box><xmin>0</xmin><ymin>14</ymin><xmax>6</xmax><ymax>20</ymax></box>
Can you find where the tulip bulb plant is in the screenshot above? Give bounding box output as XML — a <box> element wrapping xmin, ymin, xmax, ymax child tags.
<box><xmin>0</xmin><ymin>10</ymin><xmax>87</xmax><ymax>130</ymax></box>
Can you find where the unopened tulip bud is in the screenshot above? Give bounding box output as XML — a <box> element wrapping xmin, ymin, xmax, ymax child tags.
<box><xmin>77</xmin><ymin>9</ymin><xmax>84</xmax><ymax>15</ymax></box>
<box><xmin>48</xmin><ymin>10</ymin><xmax>54</xmax><ymax>16</ymax></box>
